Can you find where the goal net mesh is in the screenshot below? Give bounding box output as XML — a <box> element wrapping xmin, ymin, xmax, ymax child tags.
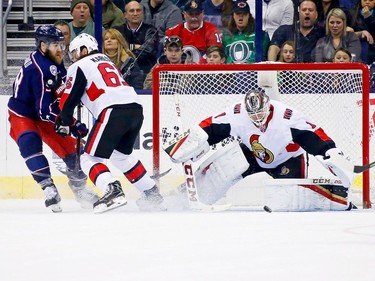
<box><xmin>153</xmin><ymin>63</ymin><xmax>373</xmax><ymax>207</ymax></box>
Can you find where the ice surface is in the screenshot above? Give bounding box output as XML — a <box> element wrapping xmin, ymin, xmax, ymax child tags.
<box><xmin>1</xmin><ymin>199</ymin><xmax>375</xmax><ymax>281</ymax></box>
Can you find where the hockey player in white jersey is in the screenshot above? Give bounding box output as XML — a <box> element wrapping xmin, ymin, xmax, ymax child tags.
<box><xmin>165</xmin><ymin>90</ymin><xmax>355</xmax><ymax>210</ymax></box>
<box><xmin>55</xmin><ymin>33</ymin><xmax>166</xmax><ymax>213</ymax></box>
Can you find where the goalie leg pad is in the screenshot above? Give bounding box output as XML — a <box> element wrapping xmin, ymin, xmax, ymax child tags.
<box><xmin>315</xmin><ymin>148</ymin><xmax>354</xmax><ymax>188</ymax></box>
<box><xmin>264</xmin><ymin>178</ymin><xmax>350</xmax><ymax>211</ymax></box>
<box><xmin>163</xmin><ymin>125</ymin><xmax>209</xmax><ymax>163</ymax></box>
<box><xmin>194</xmin><ymin>142</ymin><xmax>250</xmax><ymax>205</ymax></box>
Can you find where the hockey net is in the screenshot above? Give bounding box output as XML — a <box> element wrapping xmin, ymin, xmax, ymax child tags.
<box><xmin>152</xmin><ymin>63</ymin><xmax>373</xmax><ymax>208</ymax></box>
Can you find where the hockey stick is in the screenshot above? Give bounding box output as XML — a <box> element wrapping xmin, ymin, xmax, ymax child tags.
<box><xmin>75</xmin><ymin>103</ymin><xmax>83</xmax><ymax>174</ymax></box>
<box><xmin>354</xmin><ymin>161</ymin><xmax>375</xmax><ymax>173</ymax></box>
<box><xmin>173</xmin><ymin>92</ymin><xmax>231</xmax><ymax>212</ymax></box>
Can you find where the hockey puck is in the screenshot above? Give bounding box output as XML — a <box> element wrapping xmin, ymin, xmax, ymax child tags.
<box><xmin>263</xmin><ymin>205</ymin><xmax>272</xmax><ymax>213</ymax></box>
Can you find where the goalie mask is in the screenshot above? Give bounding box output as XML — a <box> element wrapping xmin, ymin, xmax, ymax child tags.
<box><xmin>244</xmin><ymin>90</ymin><xmax>270</xmax><ymax>127</ymax></box>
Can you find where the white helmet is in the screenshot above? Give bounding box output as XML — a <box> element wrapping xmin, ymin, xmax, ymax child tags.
<box><xmin>69</xmin><ymin>33</ymin><xmax>98</xmax><ymax>61</ymax></box>
<box><xmin>244</xmin><ymin>90</ymin><xmax>270</xmax><ymax>127</ymax></box>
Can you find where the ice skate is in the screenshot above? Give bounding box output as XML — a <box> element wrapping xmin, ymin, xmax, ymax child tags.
<box><xmin>93</xmin><ymin>181</ymin><xmax>127</xmax><ymax>213</ymax></box>
<box><xmin>42</xmin><ymin>180</ymin><xmax>62</xmax><ymax>213</ymax></box>
<box><xmin>137</xmin><ymin>185</ymin><xmax>167</xmax><ymax>212</ymax></box>
<box><xmin>69</xmin><ymin>182</ymin><xmax>100</xmax><ymax>209</ymax></box>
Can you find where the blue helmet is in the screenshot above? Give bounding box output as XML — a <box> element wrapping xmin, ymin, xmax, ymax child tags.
<box><xmin>35</xmin><ymin>24</ymin><xmax>64</xmax><ymax>47</ymax></box>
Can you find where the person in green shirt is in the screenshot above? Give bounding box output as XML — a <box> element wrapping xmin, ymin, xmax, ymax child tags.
<box><xmin>222</xmin><ymin>1</ymin><xmax>269</xmax><ymax>64</ymax></box>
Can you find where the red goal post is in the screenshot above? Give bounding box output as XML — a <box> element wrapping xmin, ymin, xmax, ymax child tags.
<box><xmin>152</xmin><ymin>63</ymin><xmax>371</xmax><ymax>208</ymax></box>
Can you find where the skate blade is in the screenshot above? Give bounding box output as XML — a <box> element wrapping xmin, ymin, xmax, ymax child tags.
<box><xmin>94</xmin><ymin>197</ymin><xmax>127</xmax><ymax>214</ymax></box>
<box><xmin>49</xmin><ymin>203</ymin><xmax>62</xmax><ymax>213</ymax></box>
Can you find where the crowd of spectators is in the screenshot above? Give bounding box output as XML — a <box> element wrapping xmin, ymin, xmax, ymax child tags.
<box><xmin>54</xmin><ymin>0</ymin><xmax>375</xmax><ymax>89</ymax></box>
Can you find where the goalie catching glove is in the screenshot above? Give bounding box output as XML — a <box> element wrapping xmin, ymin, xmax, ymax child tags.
<box><xmin>315</xmin><ymin>148</ymin><xmax>354</xmax><ymax>188</ymax></box>
<box><xmin>163</xmin><ymin>125</ymin><xmax>210</xmax><ymax>163</ymax></box>
<box><xmin>54</xmin><ymin>116</ymin><xmax>88</xmax><ymax>138</ymax></box>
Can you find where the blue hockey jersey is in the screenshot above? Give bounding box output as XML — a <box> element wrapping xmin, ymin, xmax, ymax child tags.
<box><xmin>8</xmin><ymin>49</ymin><xmax>67</xmax><ymax>123</ymax></box>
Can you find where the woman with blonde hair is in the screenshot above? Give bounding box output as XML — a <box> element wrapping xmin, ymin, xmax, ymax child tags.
<box><xmin>313</xmin><ymin>8</ymin><xmax>361</xmax><ymax>62</ymax></box>
<box><xmin>103</xmin><ymin>28</ymin><xmax>144</xmax><ymax>89</ymax></box>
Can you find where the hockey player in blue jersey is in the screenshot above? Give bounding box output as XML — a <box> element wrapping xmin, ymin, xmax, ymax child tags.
<box><xmin>7</xmin><ymin>24</ymin><xmax>99</xmax><ymax>212</ymax></box>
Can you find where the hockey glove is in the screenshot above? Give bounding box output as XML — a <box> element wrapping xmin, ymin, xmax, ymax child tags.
<box><xmin>71</xmin><ymin>120</ymin><xmax>88</xmax><ymax>138</ymax></box>
<box><xmin>55</xmin><ymin>116</ymin><xmax>88</xmax><ymax>138</ymax></box>
<box><xmin>47</xmin><ymin>73</ymin><xmax>65</xmax><ymax>98</ymax></box>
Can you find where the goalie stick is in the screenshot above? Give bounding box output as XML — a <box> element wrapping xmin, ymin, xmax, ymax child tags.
<box><xmin>172</xmin><ymin>92</ymin><xmax>231</xmax><ymax>212</ymax></box>
<box><xmin>353</xmin><ymin>161</ymin><xmax>375</xmax><ymax>173</ymax></box>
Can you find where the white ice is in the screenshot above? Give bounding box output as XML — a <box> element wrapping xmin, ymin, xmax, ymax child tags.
<box><xmin>1</xmin><ymin>199</ymin><xmax>375</xmax><ymax>281</ymax></box>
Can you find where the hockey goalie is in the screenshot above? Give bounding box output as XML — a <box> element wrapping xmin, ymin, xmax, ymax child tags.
<box><xmin>164</xmin><ymin>90</ymin><xmax>356</xmax><ymax>211</ymax></box>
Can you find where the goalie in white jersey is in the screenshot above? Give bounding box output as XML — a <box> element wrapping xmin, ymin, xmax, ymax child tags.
<box><xmin>55</xmin><ymin>33</ymin><xmax>166</xmax><ymax>213</ymax></box>
<box><xmin>165</xmin><ymin>90</ymin><xmax>355</xmax><ymax>210</ymax></box>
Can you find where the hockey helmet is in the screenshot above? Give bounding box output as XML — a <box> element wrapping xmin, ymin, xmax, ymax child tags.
<box><xmin>244</xmin><ymin>90</ymin><xmax>270</xmax><ymax>127</ymax></box>
<box><xmin>69</xmin><ymin>33</ymin><xmax>98</xmax><ymax>61</ymax></box>
<box><xmin>35</xmin><ymin>24</ymin><xmax>65</xmax><ymax>48</ymax></box>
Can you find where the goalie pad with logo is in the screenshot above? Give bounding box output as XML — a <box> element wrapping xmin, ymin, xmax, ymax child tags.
<box><xmin>264</xmin><ymin>178</ymin><xmax>351</xmax><ymax>211</ymax></box>
<box><xmin>163</xmin><ymin>125</ymin><xmax>210</xmax><ymax>163</ymax></box>
<box><xmin>193</xmin><ymin>141</ymin><xmax>250</xmax><ymax>205</ymax></box>
<box><xmin>315</xmin><ymin>148</ymin><xmax>354</xmax><ymax>188</ymax></box>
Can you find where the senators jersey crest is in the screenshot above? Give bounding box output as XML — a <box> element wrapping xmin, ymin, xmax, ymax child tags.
<box><xmin>249</xmin><ymin>134</ymin><xmax>274</xmax><ymax>164</ymax></box>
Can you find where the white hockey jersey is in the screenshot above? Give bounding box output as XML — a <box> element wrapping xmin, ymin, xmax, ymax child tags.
<box><xmin>200</xmin><ymin>99</ymin><xmax>334</xmax><ymax>169</ymax></box>
<box><xmin>62</xmin><ymin>53</ymin><xmax>140</xmax><ymax>120</ymax></box>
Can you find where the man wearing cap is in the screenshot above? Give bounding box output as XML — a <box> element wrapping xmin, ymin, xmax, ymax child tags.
<box><xmin>143</xmin><ymin>36</ymin><xmax>193</xmax><ymax>89</ymax></box>
<box><xmin>222</xmin><ymin>0</ymin><xmax>269</xmax><ymax>63</ymax></box>
<box><xmin>69</xmin><ymin>0</ymin><xmax>104</xmax><ymax>41</ymax></box>
<box><xmin>165</xmin><ymin>0</ymin><xmax>222</xmax><ymax>63</ymax></box>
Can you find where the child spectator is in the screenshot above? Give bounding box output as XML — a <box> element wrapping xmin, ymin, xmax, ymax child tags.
<box><xmin>206</xmin><ymin>45</ymin><xmax>227</xmax><ymax>64</ymax></box>
<box><xmin>279</xmin><ymin>40</ymin><xmax>295</xmax><ymax>62</ymax></box>
<box><xmin>103</xmin><ymin>28</ymin><xmax>144</xmax><ymax>89</ymax></box>
<box><xmin>332</xmin><ymin>47</ymin><xmax>352</xmax><ymax>62</ymax></box>
<box><xmin>143</xmin><ymin>36</ymin><xmax>193</xmax><ymax>89</ymax></box>
<box><xmin>222</xmin><ymin>1</ymin><xmax>269</xmax><ymax>63</ymax></box>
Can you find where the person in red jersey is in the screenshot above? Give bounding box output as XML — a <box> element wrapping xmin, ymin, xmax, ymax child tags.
<box><xmin>165</xmin><ymin>0</ymin><xmax>222</xmax><ymax>63</ymax></box>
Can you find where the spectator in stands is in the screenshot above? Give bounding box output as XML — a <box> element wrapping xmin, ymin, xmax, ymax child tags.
<box><xmin>103</xmin><ymin>28</ymin><xmax>144</xmax><ymax>89</ymax></box>
<box><xmin>69</xmin><ymin>0</ymin><xmax>104</xmax><ymax>40</ymax></box>
<box><xmin>89</xmin><ymin>0</ymin><xmax>125</xmax><ymax>29</ymax></box>
<box><xmin>114</xmin><ymin>0</ymin><xmax>158</xmax><ymax>79</ymax></box>
<box><xmin>221</xmin><ymin>0</ymin><xmax>234</xmax><ymax>28</ymax></box>
<box><xmin>141</xmin><ymin>0</ymin><xmax>183</xmax><ymax>46</ymax></box>
<box><xmin>222</xmin><ymin>1</ymin><xmax>269</xmax><ymax>63</ymax></box>
<box><xmin>113</xmin><ymin>0</ymin><xmax>126</xmax><ymax>12</ymax></box>
<box><xmin>205</xmin><ymin>45</ymin><xmax>227</xmax><ymax>63</ymax></box>
<box><xmin>313</xmin><ymin>8</ymin><xmax>361</xmax><ymax>62</ymax></box>
<box><xmin>278</xmin><ymin>40</ymin><xmax>295</xmax><ymax>62</ymax></box>
<box><xmin>203</xmin><ymin>0</ymin><xmax>225</xmax><ymax>29</ymax></box>
<box><xmin>268</xmin><ymin>0</ymin><xmax>325</xmax><ymax>62</ymax></box>
<box><xmin>54</xmin><ymin>20</ymin><xmax>72</xmax><ymax>66</ymax></box>
<box><xmin>170</xmin><ymin>0</ymin><xmax>189</xmax><ymax>12</ymax></box>
<box><xmin>347</xmin><ymin>0</ymin><xmax>375</xmax><ymax>64</ymax></box>
<box><xmin>332</xmin><ymin>47</ymin><xmax>352</xmax><ymax>62</ymax></box>
<box><xmin>248</xmin><ymin>0</ymin><xmax>294</xmax><ymax>40</ymax></box>
<box><xmin>165</xmin><ymin>0</ymin><xmax>222</xmax><ymax>63</ymax></box>
<box><xmin>316</xmin><ymin>0</ymin><xmax>342</xmax><ymax>30</ymax></box>
<box><xmin>143</xmin><ymin>36</ymin><xmax>193</xmax><ymax>89</ymax></box>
